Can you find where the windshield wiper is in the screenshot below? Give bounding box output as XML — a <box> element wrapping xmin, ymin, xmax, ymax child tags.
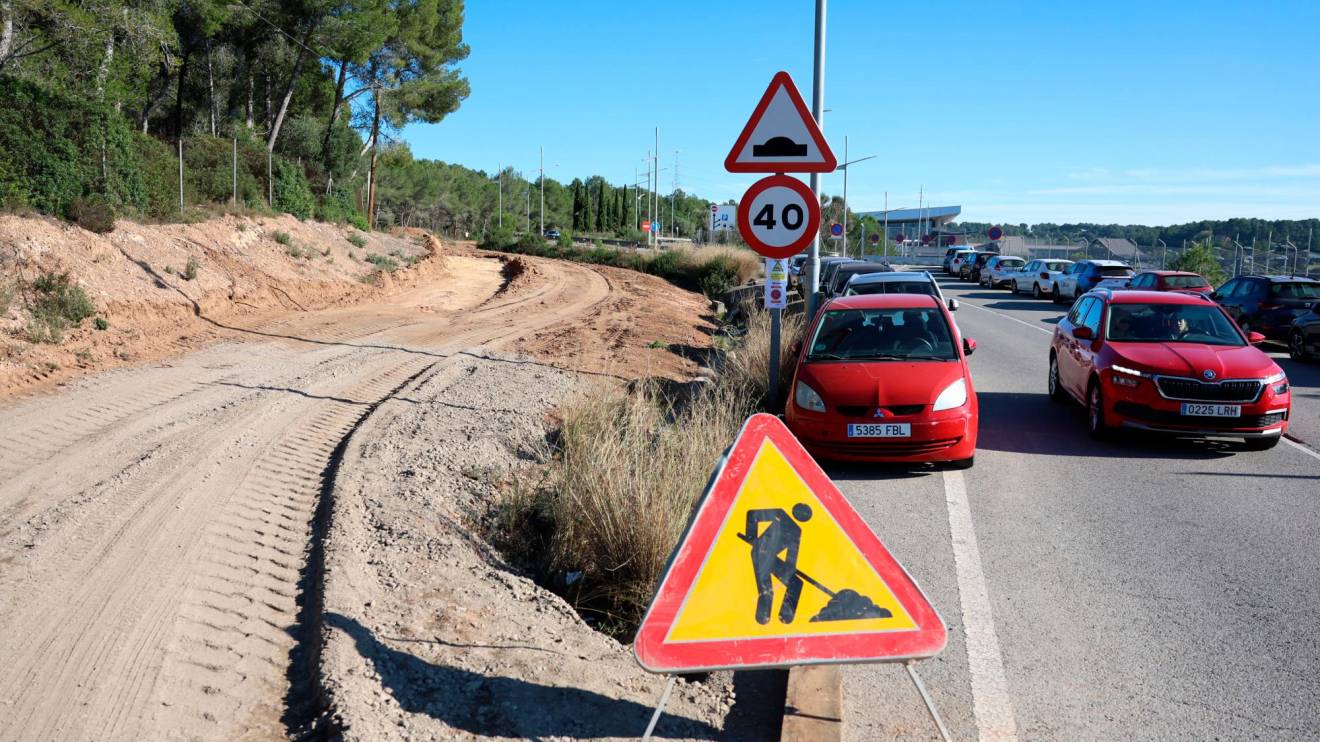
<box><xmin>807</xmin><ymin>352</ymin><xmax>849</xmax><ymax>361</ymax></box>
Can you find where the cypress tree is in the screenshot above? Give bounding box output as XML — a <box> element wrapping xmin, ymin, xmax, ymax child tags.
<box><xmin>595</xmin><ymin>180</ymin><xmax>606</xmax><ymax>232</ymax></box>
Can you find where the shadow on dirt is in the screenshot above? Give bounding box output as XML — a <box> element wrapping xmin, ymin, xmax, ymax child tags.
<box><xmin>325</xmin><ymin>612</ymin><xmax>722</xmax><ymax>740</ymax></box>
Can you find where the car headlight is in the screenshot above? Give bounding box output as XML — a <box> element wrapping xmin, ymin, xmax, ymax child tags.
<box><xmin>1265</xmin><ymin>370</ymin><xmax>1288</xmax><ymax>394</ymax></box>
<box><xmin>1111</xmin><ymin>363</ymin><xmax>1148</xmax><ymax>378</ymax></box>
<box><xmin>932</xmin><ymin>378</ymin><xmax>968</xmax><ymax>411</ymax></box>
<box><xmin>795</xmin><ymin>381</ymin><xmax>827</xmax><ymax>413</ymax></box>
<box><xmin>1110</xmin><ymin>364</ymin><xmax>1147</xmax><ymax>387</ymax></box>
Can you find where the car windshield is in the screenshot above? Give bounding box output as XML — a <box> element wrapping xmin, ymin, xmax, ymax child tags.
<box><xmin>1270</xmin><ymin>282</ymin><xmax>1320</xmax><ymax>299</ymax></box>
<box><xmin>1106</xmin><ymin>303</ymin><xmax>1244</xmax><ymax>346</ymax></box>
<box><xmin>808</xmin><ymin>307</ymin><xmax>957</xmax><ymax>361</ymax></box>
<box><xmin>1044</xmin><ymin>261</ymin><xmax>1070</xmax><ymax>270</ymax></box>
<box><xmin>1100</xmin><ymin>266</ymin><xmax>1134</xmax><ymax>277</ymax></box>
<box><xmin>846</xmin><ymin>281</ymin><xmax>937</xmax><ymax>297</ymax></box>
<box><xmin>1164</xmin><ymin>274</ymin><xmax>1209</xmax><ymax>288</ymax></box>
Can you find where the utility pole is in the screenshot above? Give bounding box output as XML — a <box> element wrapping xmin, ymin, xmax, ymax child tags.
<box><xmin>836</xmin><ymin>136</ymin><xmax>876</xmax><ymax>260</ymax></box>
<box><xmin>883</xmin><ymin>192</ymin><xmax>889</xmax><ymax>259</ymax></box>
<box><xmin>497</xmin><ymin>163</ymin><xmax>503</xmax><ymax>229</ymax></box>
<box><xmin>526</xmin><ymin>186</ymin><xmax>531</xmax><ymax>233</ymax></box>
<box><xmin>805</xmin><ymin>0</ymin><xmax>827</xmax><ymax>320</ymax></box>
<box><xmin>539</xmin><ymin>146</ymin><xmax>544</xmax><ymax>236</ymax></box>
<box><xmin>652</xmin><ymin>127</ymin><xmax>659</xmax><ymax>246</ymax></box>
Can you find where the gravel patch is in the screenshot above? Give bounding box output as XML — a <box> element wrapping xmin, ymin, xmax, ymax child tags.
<box><xmin>318</xmin><ymin>350</ymin><xmax>740</xmax><ymax>740</ymax></box>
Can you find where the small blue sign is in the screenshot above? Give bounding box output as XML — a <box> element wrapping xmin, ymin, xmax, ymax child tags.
<box><xmin>651</xmin><ymin>221</ymin><xmax>660</xmax><ymax>234</ymax></box>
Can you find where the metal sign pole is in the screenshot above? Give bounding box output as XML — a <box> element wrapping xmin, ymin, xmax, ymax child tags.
<box><xmin>770</xmin><ymin>304</ymin><xmax>782</xmax><ymax>408</ymax></box>
<box><xmin>641</xmin><ymin>675</ymin><xmax>677</xmax><ymax>741</ymax></box>
<box><xmin>905</xmin><ymin>661</ymin><xmax>952</xmax><ymax>742</ymax></box>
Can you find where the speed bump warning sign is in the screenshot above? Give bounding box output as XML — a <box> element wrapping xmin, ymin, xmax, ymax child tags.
<box><xmin>634</xmin><ymin>414</ymin><xmax>946</xmax><ymax>673</ymax></box>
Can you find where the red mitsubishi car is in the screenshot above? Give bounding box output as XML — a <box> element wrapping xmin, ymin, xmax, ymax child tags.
<box><xmin>785</xmin><ymin>293</ymin><xmax>978</xmax><ymax>468</ymax></box>
<box><xmin>1048</xmin><ymin>289</ymin><xmax>1290</xmax><ymax>448</ymax></box>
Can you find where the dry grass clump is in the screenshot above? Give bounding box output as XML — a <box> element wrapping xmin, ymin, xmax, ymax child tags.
<box><xmin>684</xmin><ymin>245</ymin><xmax>763</xmax><ymax>286</ymax></box>
<box><xmin>493</xmin><ymin>305</ymin><xmax>803</xmax><ymax>636</ymax></box>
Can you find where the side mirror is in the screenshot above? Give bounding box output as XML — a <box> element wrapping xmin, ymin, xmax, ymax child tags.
<box><xmin>1072</xmin><ymin>326</ymin><xmax>1094</xmax><ymax>340</ymax></box>
<box><xmin>963</xmin><ymin>337</ymin><xmax>977</xmax><ymax>356</ymax></box>
<box><xmin>1208</xmin><ymin>292</ymin><xmax>1220</xmax><ymax>301</ymax></box>
<box><xmin>947</xmin><ymin>298</ymin><xmax>960</xmax><ymax>312</ymax></box>
<box><xmin>1247</xmin><ymin>331</ymin><xmax>1266</xmax><ymax>345</ymax></box>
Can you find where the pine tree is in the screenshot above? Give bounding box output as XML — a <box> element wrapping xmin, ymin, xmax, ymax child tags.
<box><xmin>595</xmin><ymin>179</ymin><xmax>606</xmax><ymax>232</ymax></box>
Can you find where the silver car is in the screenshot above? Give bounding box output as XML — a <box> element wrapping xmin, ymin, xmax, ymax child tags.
<box><xmin>843</xmin><ymin>270</ymin><xmax>958</xmax><ymax>313</ymax></box>
<box><xmin>981</xmin><ymin>255</ymin><xmax>1026</xmax><ymax>288</ymax></box>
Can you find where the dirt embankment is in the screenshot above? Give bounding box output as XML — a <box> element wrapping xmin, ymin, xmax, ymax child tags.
<box><xmin>0</xmin><ymin>213</ymin><xmax>443</xmax><ymax>398</ymax></box>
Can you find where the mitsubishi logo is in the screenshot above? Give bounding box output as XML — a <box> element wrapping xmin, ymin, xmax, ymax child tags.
<box><xmin>873</xmin><ymin>408</ymin><xmax>888</xmax><ymax>418</ymax></box>
<box><xmin>1203</xmin><ymin>369</ymin><xmax>1217</xmax><ymax>380</ymax></box>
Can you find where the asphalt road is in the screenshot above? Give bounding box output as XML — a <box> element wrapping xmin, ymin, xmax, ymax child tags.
<box><xmin>836</xmin><ymin>273</ymin><xmax>1320</xmax><ymax>740</ymax></box>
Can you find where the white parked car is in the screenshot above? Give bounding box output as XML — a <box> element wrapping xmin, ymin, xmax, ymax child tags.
<box><xmin>981</xmin><ymin>255</ymin><xmax>1026</xmax><ymax>288</ymax></box>
<box><xmin>1010</xmin><ymin>259</ymin><xmax>1075</xmax><ymax>299</ymax></box>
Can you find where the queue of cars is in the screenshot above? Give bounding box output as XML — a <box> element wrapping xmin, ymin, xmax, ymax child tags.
<box><xmin>934</xmin><ymin>252</ymin><xmax>1317</xmax><ymax>448</ymax></box>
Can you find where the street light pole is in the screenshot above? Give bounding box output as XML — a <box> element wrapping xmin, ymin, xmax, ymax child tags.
<box><xmin>539</xmin><ymin>146</ymin><xmax>544</xmax><ymax>236</ymax></box>
<box><xmin>497</xmin><ymin>163</ymin><xmax>503</xmax><ymax>230</ymax></box>
<box><xmin>835</xmin><ymin>140</ymin><xmax>877</xmax><ymax>260</ymax></box>
<box><xmin>805</xmin><ymin>0</ymin><xmax>827</xmax><ymax>320</ymax></box>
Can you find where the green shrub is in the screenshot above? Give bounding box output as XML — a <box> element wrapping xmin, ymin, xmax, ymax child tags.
<box><xmin>24</xmin><ymin>272</ymin><xmax>95</xmax><ymax>343</ymax></box>
<box><xmin>695</xmin><ymin>254</ymin><xmax>739</xmax><ymax>298</ymax></box>
<box><xmin>94</xmin><ymin>317</ymin><xmax>109</xmax><ymax>331</ymax></box>
<box><xmin>365</xmin><ymin>253</ymin><xmax>399</xmax><ymax>272</ymax></box>
<box><xmin>273</xmin><ymin>230</ymin><xmax>291</xmax><ymax>245</ymax></box>
<box><xmin>183</xmin><ymin>256</ymin><xmax>199</xmax><ymax>281</ymax></box>
<box><xmin>347</xmin><ymin>232</ymin><xmax>367</xmax><ymax>249</ymax></box>
<box><xmin>645</xmin><ymin>248</ymin><xmax>685</xmax><ymax>280</ymax></box>
<box><xmin>557</xmin><ymin>231</ymin><xmax>573</xmax><ymax>248</ymax></box>
<box><xmin>288</xmin><ymin>245</ymin><xmax>303</xmax><ymax>259</ymax></box>
<box><xmin>272</xmin><ymin>159</ymin><xmax>314</xmax><ymax>219</ymax></box>
<box><xmin>516</xmin><ymin>233</ymin><xmax>546</xmax><ymax>253</ymax></box>
<box><xmin>68</xmin><ymin>195</ymin><xmax>116</xmax><ymax>233</ymax></box>
<box><xmin>316</xmin><ymin>185</ymin><xmax>363</xmax><ymax>226</ymax></box>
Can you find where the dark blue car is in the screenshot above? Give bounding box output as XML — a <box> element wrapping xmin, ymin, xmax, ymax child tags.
<box><xmin>1212</xmin><ymin>275</ymin><xmax>1320</xmax><ymax>342</ymax></box>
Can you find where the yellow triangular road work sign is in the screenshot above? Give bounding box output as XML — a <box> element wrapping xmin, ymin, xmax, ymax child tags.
<box><xmin>634</xmin><ymin>414</ymin><xmax>946</xmax><ymax>672</ymax></box>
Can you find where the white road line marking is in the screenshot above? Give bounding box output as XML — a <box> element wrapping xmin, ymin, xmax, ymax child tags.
<box><xmin>958</xmin><ymin>299</ymin><xmax>1055</xmax><ymax>336</ymax></box>
<box><xmin>942</xmin><ymin>470</ymin><xmax>1019</xmax><ymax>741</ymax></box>
<box><xmin>1282</xmin><ymin>436</ymin><xmax>1320</xmax><ymax>463</ymax></box>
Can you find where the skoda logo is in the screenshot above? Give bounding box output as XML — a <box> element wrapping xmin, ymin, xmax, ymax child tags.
<box><xmin>1202</xmin><ymin>369</ymin><xmax>1217</xmax><ymax>380</ymax></box>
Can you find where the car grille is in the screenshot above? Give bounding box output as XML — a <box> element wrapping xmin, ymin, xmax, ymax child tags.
<box><xmin>836</xmin><ymin>404</ymin><xmax>926</xmax><ymax>417</ymax></box>
<box><xmin>814</xmin><ymin>437</ymin><xmax>962</xmax><ymax>457</ymax></box>
<box><xmin>1154</xmin><ymin>376</ymin><xmax>1263</xmax><ymax>403</ymax></box>
<box><xmin>1114</xmin><ymin>402</ymin><xmax>1284</xmax><ymax>430</ymax></box>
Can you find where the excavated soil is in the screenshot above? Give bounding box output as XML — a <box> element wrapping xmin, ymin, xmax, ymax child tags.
<box><xmin>0</xmin><ymin>217</ymin><xmax>727</xmax><ymax>740</ymax></box>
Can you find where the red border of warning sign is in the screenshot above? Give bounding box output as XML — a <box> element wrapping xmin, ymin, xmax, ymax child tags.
<box><xmin>724</xmin><ymin>71</ymin><xmax>838</xmax><ymax>173</ymax></box>
<box><xmin>633</xmin><ymin>414</ymin><xmax>947</xmax><ymax>673</ymax></box>
<box><xmin>736</xmin><ymin>175</ymin><xmax>822</xmax><ymax>260</ymax></box>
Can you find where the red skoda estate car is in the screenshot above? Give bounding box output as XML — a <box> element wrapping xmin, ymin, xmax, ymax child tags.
<box><xmin>785</xmin><ymin>293</ymin><xmax>979</xmax><ymax>467</ymax></box>
<box><xmin>1048</xmin><ymin>289</ymin><xmax>1290</xmax><ymax>448</ymax></box>
<box><xmin>1125</xmin><ymin>270</ymin><xmax>1213</xmax><ymax>295</ymax></box>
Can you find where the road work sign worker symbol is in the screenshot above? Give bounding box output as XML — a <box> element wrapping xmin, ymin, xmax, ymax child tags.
<box><xmin>634</xmin><ymin>414</ymin><xmax>945</xmax><ymax>673</ymax></box>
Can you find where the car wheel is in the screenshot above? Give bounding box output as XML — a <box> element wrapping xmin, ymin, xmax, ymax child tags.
<box><xmin>1011</xmin><ymin>280</ymin><xmax>1020</xmax><ymax>295</ymax></box>
<box><xmin>1290</xmin><ymin>329</ymin><xmax>1312</xmax><ymax>361</ymax></box>
<box><xmin>1242</xmin><ymin>436</ymin><xmax>1280</xmax><ymax>451</ymax></box>
<box><xmin>1048</xmin><ymin>354</ymin><xmax>1067</xmax><ymax>403</ymax></box>
<box><xmin>1032</xmin><ymin>283</ymin><xmax>1043</xmax><ymax>299</ymax></box>
<box><xmin>948</xmin><ymin>456</ymin><xmax>974</xmax><ymax>470</ymax></box>
<box><xmin>1052</xmin><ymin>284</ymin><xmax>1063</xmax><ymax>304</ymax></box>
<box><xmin>1088</xmin><ymin>382</ymin><xmax>1111</xmax><ymax>440</ymax></box>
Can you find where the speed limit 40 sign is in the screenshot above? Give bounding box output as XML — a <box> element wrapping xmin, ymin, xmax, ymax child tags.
<box><xmin>737</xmin><ymin>175</ymin><xmax>821</xmax><ymax>260</ymax></box>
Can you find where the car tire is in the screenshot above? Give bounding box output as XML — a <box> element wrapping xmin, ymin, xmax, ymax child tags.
<box><xmin>1087</xmin><ymin>381</ymin><xmax>1111</xmax><ymax>440</ymax></box>
<box><xmin>1242</xmin><ymin>436</ymin><xmax>1280</xmax><ymax>451</ymax></box>
<box><xmin>1052</xmin><ymin>284</ymin><xmax>1063</xmax><ymax>304</ymax></box>
<box><xmin>1032</xmin><ymin>283</ymin><xmax>1043</xmax><ymax>299</ymax></box>
<box><xmin>1290</xmin><ymin>329</ymin><xmax>1312</xmax><ymax>361</ymax></box>
<box><xmin>949</xmin><ymin>456</ymin><xmax>974</xmax><ymax>470</ymax></box>
<box><xmin>1011</xmin><ymin>280</ymin><xmax>1020</xmax><ymax>295</ymax></box>
<box><xmin>1048</xmin><ymin>354</ymin><xmax>1067</xmax><ymax>403</ymax></box>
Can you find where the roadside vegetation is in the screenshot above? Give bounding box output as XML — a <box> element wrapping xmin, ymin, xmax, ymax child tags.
<box><xmin>17</xmin><ymin>272</ymin><xmax>97</xmax><ymax>344</ymax></box>
<box><xmin>481</xmin><ymin>231</ymin><xmax>760</xmax><ymax>298</ymax></box>
<box><xmin>491</xmin><ymin>307</ymin><xmax>802</xmax><ymax>638</ymax></box>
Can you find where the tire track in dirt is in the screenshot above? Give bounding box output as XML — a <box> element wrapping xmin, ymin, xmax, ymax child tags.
<box><xmin>0</xmin><ymin>256</ymin><xmax>612</xmax><ymax>741</ymax></box>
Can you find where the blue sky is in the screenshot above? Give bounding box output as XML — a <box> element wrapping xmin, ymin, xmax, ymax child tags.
<box><xmin>403</xmin><ymin>1</ymin><xmax>1320</xmax><ymax>226</ymax></box>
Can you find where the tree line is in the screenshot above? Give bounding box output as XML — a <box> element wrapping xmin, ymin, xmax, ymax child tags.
<box><xmin>954</xmin><ymin>219</ymin><xmax>1319</xmax><ymax>251</ymax></box>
